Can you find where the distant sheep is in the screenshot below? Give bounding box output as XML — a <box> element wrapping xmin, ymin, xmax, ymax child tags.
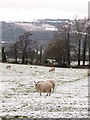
<box><xmin>46</xmin><ymin>80</ymin><xmax>55</xmax><ymax>92</ymax></box>
<box><xmin>34</xmin><ymin>81</ymin><xmax>52</xmax><ymax>96</ymax></box>
<box><xmin>30</xmin><ymin>66</ymin><xmax>32</xmax><ymax>68</ymax></box>
<box><xmin>49</xmin><ymin>67</ymin><xmax>55</xmax><ymax>72</ymax></box>
<box><xmin>6</xmin><ymin>65</ymin><xmax>11</xmax><ymax>69</ymax></box>
<box><xmin>88</xmin><ymin>73</ymin><xmax>90</xmax><ymax>76</ymax></box>
<box><xmin>34</xmin><ymin>67</ymin><xmax>37</xmax><ymax>68</ymax></box>
<box><xmin>87</xmin><ymin>70</ymin><xmax>90</xmax><ymax>76</ymax></box>
<box><xmin>86</xmin><ymin>69</ymin><xmax>90</xmax><ymax>76</ymax></box>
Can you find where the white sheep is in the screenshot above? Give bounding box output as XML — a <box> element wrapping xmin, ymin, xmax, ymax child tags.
<box><xmin>6</xmin><ymin>65</ymin><xmax>11</xmax><ymax>69</ymax></box>
<box><xmin>49</xmin><ymin>67</ymin><xmax>55</xmax><ymax>72</ymax></box>
<box><xmin>87</xmin><ymin>70</ymin><xmax>90</xmax><ymax>76</ymax></box>
<box><xmin>34</xmin><ymin>81</ymin><xmax>52</xmax><ymax>96</ymax></box>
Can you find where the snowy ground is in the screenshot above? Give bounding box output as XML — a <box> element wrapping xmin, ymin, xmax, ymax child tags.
<box><xmin>0</xmin><ymin>63</ymin><xmax>88</xmax><ymax>118</ymax></box>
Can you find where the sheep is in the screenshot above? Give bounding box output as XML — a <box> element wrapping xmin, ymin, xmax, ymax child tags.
<box><xmin>36</xmin><ymin>79</ymin><xmax>55</xmax><ymax>92</ymax></box>
<box><xmin>46</xmin><ymin>80</ymin><xmax>55</xmax><ymax>92</ymax></box>
<box><xmin>86</xmin><ymin>69</ymin><xmax>90</xmax><ymax>76</ymax></box>
<box><xmin>6</xmin><ymin>65</ymin><xmax>11</xmax><ymax>69</ymax></box>
<box><xmin>88</xmin><ymin>73</ymin><xmax>90</xmax><ymax>76</ymax></box>
<box><xmin>49</xmin><ymin>67</ymin><xmax>55</xmax><ymax>72</ymax></box>
<box><xmin>87</xmin><ymin>70</ymin><xmax>90</xmax><ymax>76</ymax></box>
<box><xmin>34</xmin><ymin>81</ymin><xmax>52</xmax><ymax>96</ymax></box>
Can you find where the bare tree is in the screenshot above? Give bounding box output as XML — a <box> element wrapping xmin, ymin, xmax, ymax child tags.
<box><xmin>74</xmin><ymin>18</ymin><xmax>89</xmax><ymax>66</ymax></box>
<box><xmin>44</xmin><ymin>19</ymin><xmax>90</xmax><ymax>67</ymax></box>
<box><xmin>88</xmin><ymin>24</ymin><xmax>90</xmax><ymax>66</ymax></box>
<box><xmin>82</xmin><ymin>34</ymin><xmax>87</xmax><ymax>65</ymax></box>
<box><xmin>7</xmin><ymin>32</ymin><xmax>39</xmax><ymax>64</ymax></box>
<box><xmin>44</xmin><ymin>38</ymin><xmax>67</xmax><ymax>66</ymax></box>
<box><xmin>13</xmin><ymin>43</ymin><xmax>17</xmax><ymax>63</ymax></box>
<box><xmin>39</xmin><ymin>45</ymin><xmax>42</xmax><ymax>63</ymax></box>
<box><xmin>44</xmin><ymin>21</ymin><xmax>73</xmax><ymax>67</ymax></box>
<box><xmin>55</xmin><ymin>21</ymin><xmax>71</xmax><ymax>66</ymax></box>
<box><xmin>2</xmin><ymin>46</ymin><xmax>7</xmax><ymax>62</ymax></box>
<box><xmin>17</xmin><ymin>32</ymin><xmax>33</xmax><ymax>64</ymax></box>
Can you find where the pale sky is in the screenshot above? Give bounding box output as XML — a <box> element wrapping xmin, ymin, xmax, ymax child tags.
<box><xmin>0</xmin><ymin>0</ymin><xmax>89</xmax><ymax>21</ymax></box>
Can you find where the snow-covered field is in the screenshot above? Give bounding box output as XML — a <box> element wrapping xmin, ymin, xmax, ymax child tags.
<box><xmin>0</xmin><ymin>63</ymin><xmax>88</xmax><ymax>118</ymax></box>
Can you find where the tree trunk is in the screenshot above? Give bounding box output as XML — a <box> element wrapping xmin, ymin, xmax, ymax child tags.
<box><xmin>82</xmin><ymin>34</ymin><xmax>87</xmax><ymax>66</ymax></box>
<box><xmin>14</xmin><ymin>43</ymin><xmax>17</xmax><ymax>63</ymax></box>
<box><xmin>22</xmin><ymin>44</ymin><xmax>27</xmax><ymax>64</ymax></box>
<box><xmin>88</xmin><ymin>26</ymin><xmax>90</xmax><ymax>66</ymax></box>
<box><xmin>78</xmin><ymin>38</ymin><xmax>81</xmax><ymax>66</ymax></box>
<box><xmin>40</xmin><ymin>45</ymin><xmax>42</xmax><ymax>63</ymax></box>
<box><xmin>2</xmin><ymin>46</ymin><xmax>6</xmax><ymax>62</ymax></box>
<box><xmin>89</xmin><ymin>47</ymin><xmax>90</xmax><ymax>66</ymax></box>
<box><xmin>67</xmin><ymin>33</ymin><xmax>70</xmax><ymax>66</ymax></box>
<box><xmin>22</xmin><ymin>53</ymin><xmax>25</xmax><ymax>64</ymax></box>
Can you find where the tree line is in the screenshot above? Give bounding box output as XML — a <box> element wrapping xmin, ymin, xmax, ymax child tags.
<box><xmin>2</xmin><ymin>18</ymin><xmax>90</xmax><ymax>67</ymax></box>
<box><xmin>44</xmin><ymin>18</ymin><xmax>90</xmax><ymax>67</ymax></box>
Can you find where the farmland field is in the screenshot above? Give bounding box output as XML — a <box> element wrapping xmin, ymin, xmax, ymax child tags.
<box><xmin>0</xmin><ymin>63</ymin><xmax>88</xmax><ymax>118</ymax></box>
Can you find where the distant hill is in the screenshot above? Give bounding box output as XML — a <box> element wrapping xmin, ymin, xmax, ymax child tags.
<box><xmin>2</xmin><ymin>21</ymin><xmax>26</xmax><ymax>42</ymax></box>
<box><xmin>1</xmin><ymin>19</ymin><xmax>70</xmax><ymax>49</ymax></box>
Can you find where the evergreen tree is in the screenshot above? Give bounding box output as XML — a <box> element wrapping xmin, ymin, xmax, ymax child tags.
<box><xmin>2</xmin><ymin>46</ymin><xmax>6</xmax><ymax>62</ymax></box>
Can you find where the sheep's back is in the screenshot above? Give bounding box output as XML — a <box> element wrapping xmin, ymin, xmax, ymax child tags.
<box><xmin>37</xmin><ymin>82</ymin><xmax>52</xmax><ymax>92</ymax></box>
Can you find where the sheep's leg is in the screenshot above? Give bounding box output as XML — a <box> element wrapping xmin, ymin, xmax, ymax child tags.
<box><xmin>49</xmin><ymin>89</ymin><xmax>51</xmax><ymax>96</ymax></box>
<box><xmin>49</xmin><ymin>92</ymin><xmax>51</xmax><ymax>96</ymax></box>
<box><xmin>46</xmin><ymin>93</ymin><xmax>48</xmax><ymax>96</ymax></box>
<box><xmin>40</xmin><ymin>92</ymin><xmax>42</xmax><ymax>96</ymax></box>
<box><xmin>52</xmin><ymin>88</ymin><xmax>54</xmax><ymax>93</ymax></box>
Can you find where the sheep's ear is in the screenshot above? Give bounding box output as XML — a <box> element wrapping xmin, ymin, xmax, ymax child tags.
<box><xmin>34</xmin><ymin>81</ymin><xmax>36</xmax><ymax>84</ymax></box>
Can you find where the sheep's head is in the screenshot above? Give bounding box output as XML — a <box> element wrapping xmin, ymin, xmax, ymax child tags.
<box><xmin>34</xmin><ymin>81</ymin><xmax>39</xmax><ymax>92</ymax></box>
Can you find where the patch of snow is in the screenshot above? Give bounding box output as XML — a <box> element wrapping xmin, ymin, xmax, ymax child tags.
<box><xmin>0</xmin><ymin>63</ymin><xmax>88</xmax><ymax>118</ymax></box>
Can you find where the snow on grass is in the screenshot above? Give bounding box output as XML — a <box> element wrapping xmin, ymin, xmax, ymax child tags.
<box><xmin>0</xmin><ymin>63</ymin><xmax>88</xmax><ymax>118</ymax></box>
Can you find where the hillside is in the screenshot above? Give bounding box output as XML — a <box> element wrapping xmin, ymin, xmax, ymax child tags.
<box><xmin>1</xmin><ymin>19</ymin><xmax>69</xmax><ymax>48</ymax></box>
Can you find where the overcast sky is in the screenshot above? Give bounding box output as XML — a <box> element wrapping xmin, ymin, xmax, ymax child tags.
<box><xmin>0</xmin><ymin>0</ymin><xmax>89</xmax><ymax>21</ymax></box>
